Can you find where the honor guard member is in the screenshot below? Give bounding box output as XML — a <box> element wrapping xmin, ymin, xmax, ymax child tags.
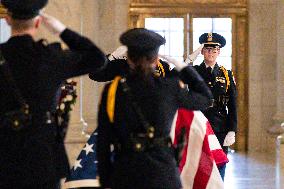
<box><xmin>0</xmin><ymin>0</ymin><xmax>106</xmax><ymax>188</ymax></box>
<box><xmin>194</xmin><ymin>32</ymin><xmax>237</xmax><ymax>180</ymax></box>
<box><xmin>96</xmin><ymin>28</ymin><xmax>213</xmax><ymax>189</ymax></box>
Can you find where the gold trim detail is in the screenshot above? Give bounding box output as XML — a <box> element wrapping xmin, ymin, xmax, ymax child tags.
<box><xmin>107</xmin><ymin>76</ymin><xmax>122</xmax><ymax>123</ymax></box>
<box><xmin>157</xmin><ymin>62</ymin><xmax>165</xmax><ymax>77</ymax></box>
<box><xmin>220</xmin><ymin>66</ymin><xmax>230</xmax><ymax>92</ymax></box>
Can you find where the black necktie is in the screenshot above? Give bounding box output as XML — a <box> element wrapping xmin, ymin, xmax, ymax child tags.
<box><xmin>206</xmin><ymin>67</ymin><xmax>212</xmax><ymax>75</ymax></box>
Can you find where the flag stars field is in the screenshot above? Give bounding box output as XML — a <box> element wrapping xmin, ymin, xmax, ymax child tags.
<box><xmin>83</xmin><ymin>143</ymin><xmax>94</xmax><ymax>155</ymax></box>
<box><xmin>73</xmin><ymin>159</ymin><xmax>83</xmax><ymax>171</ymax></box>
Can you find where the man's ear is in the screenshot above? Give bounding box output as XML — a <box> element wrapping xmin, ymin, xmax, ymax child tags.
<box><xmin>201</xmin><ymin>49</ymin><xmax>205</xmax><ymax>55</ymax></box>
<box><xmin>217</xmin><ymin>49</ymin><xmax>221</xmax><ymax>56</ymax></box>
<box><xmin>34</xmin><ymin>16</ymin><xmax>42</xmax><ymax>29</ymax></box>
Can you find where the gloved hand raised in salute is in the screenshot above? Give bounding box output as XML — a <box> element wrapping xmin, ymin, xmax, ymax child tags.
<box><xmin>40</xmin><ymin>13</ymin><xmax>66</xmax><ymax>35</ymax></box>
<box><xmin>108</xmin><ymin>45</ymin><xmax>128</xmax><ymax>61</ymax></box>
<box><xmin>185</xmin><ymin>44</ymin><xmax>204</xmax><ymax>64</ymax></box>
<box><xmin>159</xmin><ymin>55</ymin><xmax>187</xmax><ymax>71</ymax></box>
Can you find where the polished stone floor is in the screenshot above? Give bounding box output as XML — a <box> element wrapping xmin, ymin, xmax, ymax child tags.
<box><xmin>224</xmin><ymin>151</ymin><xmax>284</xmax><ymax>189</ymax></box>
<box><xmin>63</xmin><ymin>146</ymin><xmax>284</xmax><ymax>189</ymax></box>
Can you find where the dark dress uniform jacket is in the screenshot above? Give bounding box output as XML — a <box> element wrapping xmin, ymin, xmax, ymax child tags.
<box><xmin>194</xmin><ymin>62</ymin><xmax>237</xmax><ymax>152</ymax></box>
<box><xmin>97</xmin><ymin>65</ymin><xmax>213</xmax><ymax>189</ymax></box>
<box><xmin>0</xmin><ymin>29</ymin><xmax>106</xmax><ymax>187</ymax></box>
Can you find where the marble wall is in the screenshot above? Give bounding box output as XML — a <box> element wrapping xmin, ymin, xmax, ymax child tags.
<box><xmin>248</xmin><ymin>0</ymin><xmax>282</xmax><ymax>153</ymax></box>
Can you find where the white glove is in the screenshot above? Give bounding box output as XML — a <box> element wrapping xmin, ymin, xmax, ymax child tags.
<box><xmin>40</xmin><ymin>13</ymin><xmax>66</xmax><ymax>35</ymax></box>
<box><xmin>159</xmin><ymin>55</ymin><xmax>187</xmax><ymax>71</ymax></box>
<box><xmin>223</xmin><ymin>131</ymin><xmax>236</xmax><ymax>146</ymax></box>
<box><xmin>185</xmin><ymin>44</ymin><xmax>204</xmax><ymax>64</ymax></box>
<box><xmin>108</xmin><ymin>46</ymin><xmax>128</xmax><ymax>61</ymax></box>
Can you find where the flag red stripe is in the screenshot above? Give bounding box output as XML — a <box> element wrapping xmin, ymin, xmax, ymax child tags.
<box><xmin>211</xmin><ymin>149</ymin><xmax>228</xmax><ymax>166</ymax></box>
<box><xmin>176</xmin><ymin>109</ymin><xmax>194</xmax><ymax>172</ymax></box>
<box><xmin>206</xmin><ymin>119</ymin><xmax>229</xmax><ymax>166</ymax></box>
<box><xmin>206</xmin><ymin>121</ymin><xmax>215</xmax><ymax>135</ymax></box>
<box><xmin>193</xmin><ymin>131</ymin><xmax>214</xmax><ymax>189</ymax></box>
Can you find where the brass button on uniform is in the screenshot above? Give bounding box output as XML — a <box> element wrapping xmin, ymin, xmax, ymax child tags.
<box><xmin>148</xmin><ymin>132</ymin><xmax>154</xmax><ymax>138</ymax></box>
<box><xmin>14</xmin><ymin>120</ymin><xmax>19</xmax><ymax>126</ymax></box>
<box><xmin>135</xmin><ymin>143</ymin><xmax>142</xmax><ymax>150</ymax></box>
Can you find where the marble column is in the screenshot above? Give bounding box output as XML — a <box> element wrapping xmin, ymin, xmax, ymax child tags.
<box><xmin>269</xmin><ymin>0</ymin><xmax>284</xmax><ymax>136</ymax></box>
<box><xmin>248</xmin><ymin>0</ymin><xmax>278</xmax><ymax>152</ymax></box>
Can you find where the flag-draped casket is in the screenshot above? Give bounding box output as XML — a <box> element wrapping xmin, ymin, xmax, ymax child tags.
<box><xmin>64</xmin><ymin>110</ymin><xmax>228</xmax><ymax>189</ymax></box>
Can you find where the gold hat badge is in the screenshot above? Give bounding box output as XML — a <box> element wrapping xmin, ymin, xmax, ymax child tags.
<box><xmin>207</xmin><ymin>33</ymin><xmax>213</xmax><ymax>42</ymax></box>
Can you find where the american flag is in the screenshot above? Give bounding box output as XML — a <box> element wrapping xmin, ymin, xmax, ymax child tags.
<box><xmin>63</xmin><ymin>132</ymin><xmax>100</xmax><ymax>188</ymax></box>
<box><xmin>171</xmin><ymin>109</ymin><xmax>228</xmax><ymax>189</ymax></box>
<box><xmin>64</xmin><ymin>110</ymin><xmax>227</xmax><ymax>189</ymax></box>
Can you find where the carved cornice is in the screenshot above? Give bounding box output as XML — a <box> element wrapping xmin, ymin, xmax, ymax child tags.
<box><xmin>130</xmin><ymin>0</ymin><xmax>247</xmax><ymax>15</ymax></box>
<box><xmin>131</xmin><ymin>0</ymin><xmax>247</xmax><ymax>6</ymax></box>
<box><xmin>129</xmin><ymin>7</ymin><xmax>247</xmax><ymax>16</ymax></box>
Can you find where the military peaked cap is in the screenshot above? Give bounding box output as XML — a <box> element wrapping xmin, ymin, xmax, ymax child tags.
<box><xmin>120</xmin><ymin>28</ymin><xmax>166</xmax><ymax>53</ymax></box>
<box><xmin>199</xmin><ymin>32</ymin><xmax>226</xmax><ymax>48</ymax></box>
<box><xmin>2</xmin><ymin>0</ymin><xmax>48</xmax><ymax>19</ymax></box>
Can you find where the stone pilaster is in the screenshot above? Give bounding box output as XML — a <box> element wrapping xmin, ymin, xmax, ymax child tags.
<box><xmin>268</xmin><ymin>0</ymin><xmax>284</xmax><ymax>136</ymax></box>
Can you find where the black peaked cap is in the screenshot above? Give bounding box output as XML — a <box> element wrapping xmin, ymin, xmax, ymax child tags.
<box><xmin>120</xmin><ymin>28</ymin><xmax>166</xmax><ymax>53</ymax></box>
<box><xmin>2</xmin><ymin>0</ymin><xmax>48</xmax><ymax>19</ymax></box>
<box><xmin>199</xmin><ymin>32</ymin><xmax>226</xmax><ymax>48</ymax></box>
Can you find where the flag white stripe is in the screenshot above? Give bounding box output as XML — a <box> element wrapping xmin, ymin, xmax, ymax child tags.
<box><xmin>206</xmin><ymin>162</ymin><xmax>224</xmax><ymax>189</ymax></box>
<box><xmin>63</xmin><ymin>179</ymin><xmax>100</xmax><ymax>189</ymax></box>
<box><xmin>208</xmin><ymin>135</ymin><xmax>222</xmax><ymax>151</ymax></box>
<box><xmin>180</xmin><ymin>111</ymin><xmax>207</xmax><ymax>189</ymax></box>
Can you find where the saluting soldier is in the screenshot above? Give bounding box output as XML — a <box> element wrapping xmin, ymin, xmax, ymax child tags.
<box><xmin>96</xmin><ymin>28</ymin><xmax>213</xmax><ymax>189</ymax></box>
<box><xmin>194</xmin><ymin>32</ymin><xmax>238</xmax><ymax>180</ymax></box>
<box><xmin>0</xmin><ymin>0</ymin><xmax>106</xmax><ymax>188</ymax></box>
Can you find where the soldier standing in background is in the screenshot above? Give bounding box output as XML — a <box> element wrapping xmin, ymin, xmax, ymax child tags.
<box><xmin>194</xmin><ymin>32</ymin><xmax>238</xmax><ymax>181</ymax></box>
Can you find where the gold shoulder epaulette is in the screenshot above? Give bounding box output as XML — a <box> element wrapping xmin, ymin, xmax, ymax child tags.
<box><xmin>220</xmin><ymin>66</ymin><xmax>230</xmax><ymax>92</ymax></box>
<box><xmin>157</xmin><ymin>61</ymin><xmax>165</xmax><ymax>77</ymax></box>
<box><xmin>107</xmin><ymin>76</ymin><xmax>121</xmax><ymax>123</ymax></box>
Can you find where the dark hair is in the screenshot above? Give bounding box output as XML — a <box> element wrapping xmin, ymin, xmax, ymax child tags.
<box><xmin>127</xmin><ymin>48</ymin><xmax>159</xmax><ymax>79</ymax></box>
<box><xmin>127</xmin><ymin>47</ymin><xmax>159</xmax><ymax>63</ymax></box>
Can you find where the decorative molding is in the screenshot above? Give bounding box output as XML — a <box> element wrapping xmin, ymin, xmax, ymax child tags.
<box><xmin>131</xmin><ymin>0</ymin><xmax>247</xmax><ymax>6</ymax></box>
<box><xmin>129</xmin><ymin>15</ymin><xmax>140</xmax><ymax>28</ymax></box>
<box><xmin>130</xmin><ymin>0</ymin><xmax>247</xmax><ymax>15</ymax></box>
<box><xmin>234</xmin><ymin>16</ymin><xmax>248</xmax><ymax>151</ymax></box>
<box><xmin>129</xmin><ymin>7</ymin><xmax>247</xmax><ymax>16</ymax></box>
